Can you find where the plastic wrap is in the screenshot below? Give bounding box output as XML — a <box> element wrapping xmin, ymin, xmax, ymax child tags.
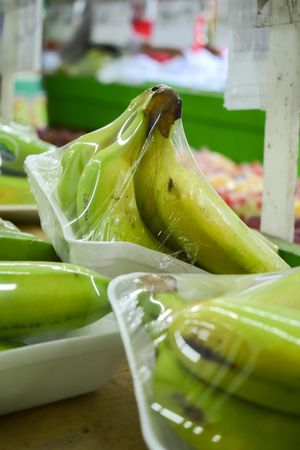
<box><xmin>25</xmin><ymin>84</ymin><xmax>288</xmax><ymax>277</ymax></box>
<box><xmin>108</xmin><ymin>268</ymin><xmax>300</xmax><ymax>450</ymax></box>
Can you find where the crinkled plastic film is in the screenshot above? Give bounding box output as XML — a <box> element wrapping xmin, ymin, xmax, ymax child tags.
<box><xmin>108</xmin><ymin>269</ymin><xmax>300</xmax><ymax>450</ymax></box>
<box><xmin>26</xmin><ymin>84</ymin><xmax>288</xmax><ymax>277</ymax></box>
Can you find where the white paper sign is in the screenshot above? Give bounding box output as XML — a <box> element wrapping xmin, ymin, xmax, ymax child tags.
<box><xmin>90</xmin><ymin>0</ymin><xmax>132</xmax><ymax>47</ymax></box>
<box><xmin>224</xmin><ymin>0</ymin><xmax>269</xmax><ymax>110</ymax></box>
<box><xmin>150</xmin><ymin>0</ymin><xmax>197</xmax><ymax>49</ymax></box>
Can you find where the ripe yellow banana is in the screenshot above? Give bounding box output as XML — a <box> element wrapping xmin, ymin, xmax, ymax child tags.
<box><xmin>75</xmin><ymin>92</ymin><xmax>168</xmax><ymax>253</ymax></box>
<box><xmin>0</xmin><ymin>218</ymin><xmax>59</xmax><ymax>261</ymax></box>
<box><xmin>0</xmin><ymin>261</ymin><xmax>110</xmax><ymax>339</ymax></box>
<box><xmin>0</xmin><ymin>174</ymin><xmax>35</xmax><ymax>205</ymax></box>
<box><xmin>134</xmin><ymin>85</ymin><xmax>288</xmax><ymax>274</ymax></box>
<box><xmin>166</xmin><ymin>271</ymin><xmax>300</xmax><ymax>415</ymax></box>
<box><xmin>153</xmin><ymin>343</ymin><xmax>300</xmax><ymax>450</ymax></box>
<box><xmin>56</xmin><ymin>87</ymin><xmax>155</xmax><ymax>226</ymax></box>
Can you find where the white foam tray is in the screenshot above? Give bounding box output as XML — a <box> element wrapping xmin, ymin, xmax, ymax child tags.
<box><xmin>108</xmin><ymin>273</ymin><xmax>192</xmax><ymax>450</ymax></box>
<box><xmin>108</xmin><ymin>270</ymin><xmax>289</xmax><ymax>450</ymax></box>
<box><xmin>25</xmin><ymin>151</ymin><xmax>203</xmax><ymax>278</ymax></box>
<box><xmin>0</xmin><ymin>314</ymin><xmax>124</xmax><ymax>416</ymax></box>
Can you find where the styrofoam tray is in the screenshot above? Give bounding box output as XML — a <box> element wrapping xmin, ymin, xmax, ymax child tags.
<box><xmin>0</xmin><ymin>314</ymin><xmax>124</xmax><ymax>416</ymax></box>
<box><xmin>108</xmin><ymin>273</ymin><xmax>194</xmax><ymax>450</ymax></box>
<box><xmin>25</xmin><ymin>151</ymin><xmax>204</xmax><ymax>278</ymax></box>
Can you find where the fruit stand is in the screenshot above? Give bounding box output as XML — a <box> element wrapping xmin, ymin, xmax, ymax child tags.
<box><xmin>1</xmin><ymin>2</ymin><xmax>300</xmax><ymax>450</ymax></box>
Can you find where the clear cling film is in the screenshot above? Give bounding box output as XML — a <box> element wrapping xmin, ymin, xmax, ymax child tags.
<box><xmin>26</xmin><ymin>84</ymin><xmax>288</xmax><ymax>276</ymax></box>
<box><xmin>108</xmin><ymin>269</ymin><xmax>300</xmax><ymax>450</ymax></box>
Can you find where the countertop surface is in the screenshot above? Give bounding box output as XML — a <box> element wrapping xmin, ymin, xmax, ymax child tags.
<box><xmin>0</xmin><ymin>224</ymin><xmax>148</xmax><ymax>450</ymax></box>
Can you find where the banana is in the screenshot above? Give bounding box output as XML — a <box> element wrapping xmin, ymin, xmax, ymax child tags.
<box><xmin>0</xmin><ymin>123</ymin><xmax>54</xmax><ymax>176</ymax></box>
<box><xmin>0</xmin><ymin>174</ymin><xmax>35</xmax><ymax>205</ymax></box>
<box><xmin>75</xmin><ymin>92</ymin><xmax>168</xmax><ymax>253</ymax></box>
<box><xmin>0</xmin><ymin>218</ymin><xmax>59</xmax><ymax>261</ymax></box>
<box><xmin>152</xmin><ymin>343</ymin><xmax>300</xmax><ymax>450</ymax></box>
<box><xmin>56</xmin><ymin>87</ymin><xmax>155</xmax><ymax>225</ymax></box>
<box><xmin>134</xmin><ymin>85</ymin><xmax>288</xmax><ymax>274</ymax></box>
<box><xmin>138</xmin><ymin>290</ymin><xmax>185</xmax><ymax>324</ymax></box>
<box><xmin>166</xmin><ymin>272</ymin><xmax>300</xmax><ymax>415</ymax></box>
<box><xmin>0</xmin><ymin>261</ymin><xmax>111</xmax><ymax>339</ymax></box>
<box><xmin>0</xmin><ymin>340</ymin><xmax>24</xmax><ymax>351</ymax></box>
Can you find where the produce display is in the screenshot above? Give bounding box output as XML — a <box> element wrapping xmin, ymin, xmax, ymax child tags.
<box><xmin>55</xmin><ymin>85</ymin><xmax>287</xmax><ymax>274</ymax></box>
<box><xmin>0</xmin><ymin>218</ymin><xmax>59</xmax><ymax>261</ymax></box>
<box><xmin>109</xmin><ymin>270</ymin><xmax>300</xmax><ymax>450</ymax></box>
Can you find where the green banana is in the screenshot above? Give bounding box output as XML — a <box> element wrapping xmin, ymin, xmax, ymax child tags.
<box><xmin>0</xmin><ymin>174</ymin><xmax>35</xmax><ymax>204</ymax></box>
<box><xmin>56</xmin><ymin>87</ymin><xmax>155</xmax><ymax>225</ymax></box>
<box><xmin>0</xmin><ymin>261</ymin><xmax>111</xmax><ymax>339</ymax></box>
<box><xmin>75</xmin><ymin>92</ymin><xmax>168</xmax><ymax>252</ymax></box>
<box><xmin>134</xmin><ymin>85</ymin><xmax>288</xmax><ymax>274</ymax></box>
<box><xmin>0</xmin><ymin>218</ymin><xmax>59</xmax><ymax>261</ymax></box>
<box><xmin>138</xmin><ymin>290</ymin><xmax>185</xmax><ymax>324</ymax></box>
<box><xmin>166</xmin><ymin>272</ymin><xmax>300</xmax><ymax>415</ymax></box>
<box><xmin>0</xmin><ymin>123</ymin><xmax>54</xmax><ymax>176</ymax></box>
<box><xmin>152</xmin><ymin>343</ymin><xmax>300</xmax><ymax>450</ymax></box>
<box><xmin>0</xmin><ymin>340</ymin><xmax>24</xmax><ymax>351</ymax></box>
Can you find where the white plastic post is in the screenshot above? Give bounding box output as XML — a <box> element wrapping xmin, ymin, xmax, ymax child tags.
<box><xmin>260</xmin><ymin>21</ymin><xmax>300</xmax><ymax>242</ymax></box>
<box><xmin>1</xmin><ymin>5</ymin><xmax>17</xmax><ymax>121</ymax></box>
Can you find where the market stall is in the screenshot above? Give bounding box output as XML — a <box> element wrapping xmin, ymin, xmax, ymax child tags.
<box><xmin>0</xmin><ymin>2</ymin><xmax>300</xmax><ymax>450</ymax></box>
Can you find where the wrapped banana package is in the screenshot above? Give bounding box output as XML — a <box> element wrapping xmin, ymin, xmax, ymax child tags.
<box><xmin>0</xmin><ymin>238</ymin><xmax>123</xmax><ymax>414</ymax></box>
<box><xmin>0</xmin><ymin>121</ymin><xmax>55</xmax><ymax>222</ymax></box>
<box><xmin>25</xmin><ymin>85</ymin><xmax>288</xmax><ymax>276</ymax></box>
<box><xmin>108</xmin><ymin>269</ymin><xmax>300</xmax><ymax>450</ymax></box>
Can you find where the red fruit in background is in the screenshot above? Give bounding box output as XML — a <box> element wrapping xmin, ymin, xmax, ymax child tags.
<box><xmin>243</xmin><ymin>216</ymin><xmax>261</xmax><ymax>230</ymax></box>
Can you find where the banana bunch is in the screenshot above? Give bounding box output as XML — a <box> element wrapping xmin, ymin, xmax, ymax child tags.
<box><xmin>57</xmin><ymin>84</ymin><xmax>287</xmax><ymax>274</ymax></box>
<box><xmin>0</xmin><ymin>220</ymin><xmax>110</xmax><ymax>350</ymax></box>
<box><xmin>0</xmin><ymin>218</ymin><xmax>59</xmax><ymax>261</ymax></box>
<box><xmin>137</xmin><ymin>270</ymin><xmax>300</xmax><ymax>449</ymax></box>
<box><xmin>0</xmin><ymin>261</ymin><xmax>111</xmax><ymax>341</ymax></box>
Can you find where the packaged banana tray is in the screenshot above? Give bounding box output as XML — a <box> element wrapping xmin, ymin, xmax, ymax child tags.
<box><xmin>0</xmin><ymin>120</ymin><xmax>55</xmax><ymax>222</ymax></box>
<box><xmin>108</xmin><ymin>269</ymin><xmax>300</xmax><ymax>450</ymax></box>
<box><xmin>0</xmin><ymin>219</ymin><xmax>123</xmax><ymax>415</ymax></box>
<box><xmin>25</xmin><ymin>85</ymin><xmax>288</xmax><ymax>277</ymax></box>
